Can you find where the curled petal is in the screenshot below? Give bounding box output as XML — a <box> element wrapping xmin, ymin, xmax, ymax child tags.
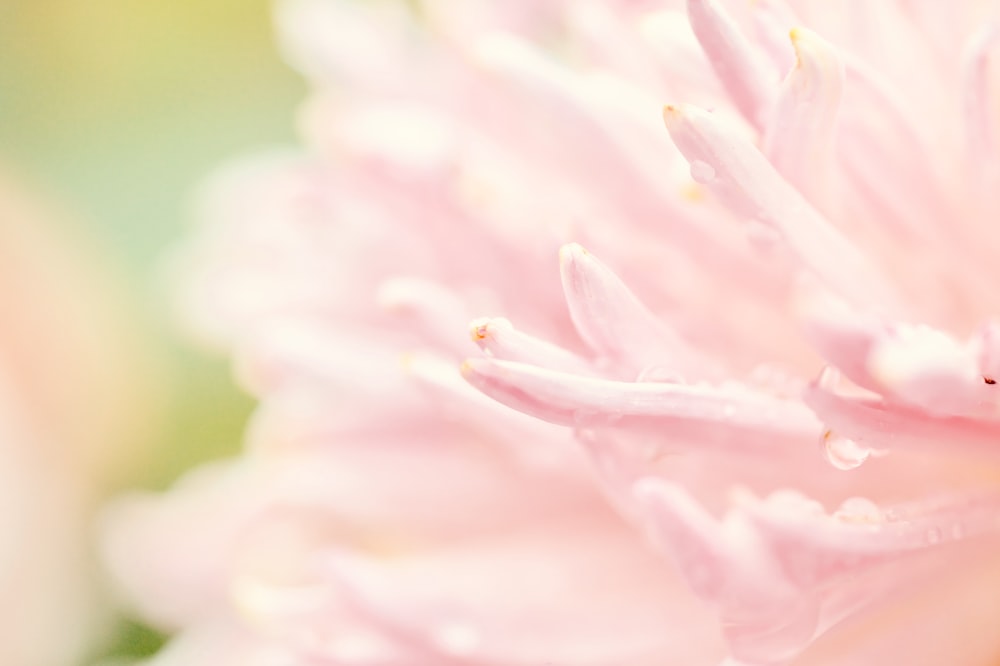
<box><xmin>686</xmin><ymin>0</ymin><xmax>777</xmax><ymax>128</ymax></box>
<box><xmin>749</xmin><ymin>0</ymin><xmax>798</xmax><ymax>72</ymax></box>
<box><xmin>802</xmin><ymin>293</ymin><xmax>990</xmax><ymax>416</ymax></box>
<box><xmin>635</xmin><ymin>480</ymin><xmax>1000</xmax><ymax>665</ymax></box>
<box><xmin>804</xmin><ymin>375</ymin><xmax>1000</xmax><ymax>460</ymax></box>
<box><xmin>662</xmin><ymin>103</ymin><xmax>897</xmax><ymax>310</ymax></box>
<box><xmin>798</xmin><ymin>290</ymin><xmax>886</xmax><ymax>394</ymax></box>
<box><xmin>559</xmin><ymin>243</ymin><xmax>719</xmax><ymax>378</ymax></box>
<box><xmin>473</xmin><ymin>34</ymin><xmax>686</xmax><ymax>227</ymax></box>
<box><xmin>763</xmin><ymin>27</ymin><xmax>844</xmax><ymax>208</ymax></box>
<box><xmin>468</xmin><ymin>317</ymin><xmax>593</xmax><ymax>375</ymax></box>
<box><xmin>461</xmin><ymin>357</ymin><xmax>819</xmax><ymax>454</ymax></box>
<box><xmin>960</xmin><ymin>22</ymin><xmax>1000</xmax><ymax>168</ymax></box>
<box><xmin>634</xmin><ymin>480</ymin><xmax>815</xmax><ymax>664</ymax></box>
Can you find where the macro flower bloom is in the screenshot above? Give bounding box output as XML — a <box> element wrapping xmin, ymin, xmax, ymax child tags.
<box><xmin>105</xmin><ymin>1</ymin><xmax>1000</xmax><ymax>664</ymax></box>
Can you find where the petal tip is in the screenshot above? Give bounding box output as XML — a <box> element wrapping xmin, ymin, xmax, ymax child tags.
<box><xmin>662</xmin><ymin>103</ymin><xmax>682</xmax><ymax>126</ymax></box>
<box><xmin>468</xmin><ymin>317</ymin><xmax>491</xmax><ymax>343</ymax></box>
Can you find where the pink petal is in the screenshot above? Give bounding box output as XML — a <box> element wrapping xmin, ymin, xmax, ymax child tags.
<box><xmin>559</xmin><ymin>243</ymin><xmax>720</xmax><ymax>378</ymax></box>
<box><xmin>960</xmin><ymin>22</ymin><xmax>1000</xmax><ymax>178</ymax></box>
<box><xmin>763</xmin><ymin>27</ymin><xmax>844</xmax><ymax>209</ymax></box>
<box><xmin>749</xmin><ymin>0</ymin><xmax>798</xmax><ymax>72</ymax></box>
<box><xmin>635</xmin><ymin>479</ymin><xmax>1000</xmax><ymax>664</ymax></box>
<box><xmin>662</xmin><ymin>102</ymin><xmax>898</xmax><ymax>310</ymax></box>
<box><xmin>468</xmin><ymin>317</ymin><xmax>593</xmax><ymax>375</ymax></box>
<box><xmin>686</xmin><ymin>0</ymin><xmax>777</xmax><ymax>128</ymax></box>
<box><xmin>804</xmin><ymin>372</ymin><xmax>1000</xmax><ymax>460</ymax></box>
<box><xmin>461</xmin><ymin>357</ymin><xmax>820</xmax><ymax>454</ymax></box>
<box><xmin>802</xmin><ymin>295</ymin><xmax>991</xmax><ymax>416</ymax></box>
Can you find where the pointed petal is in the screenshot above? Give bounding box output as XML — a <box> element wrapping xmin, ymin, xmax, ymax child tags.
<box><xmin>461</xmin><ymin>357</ymin><xmax>819</xmax><ymax>453</ymax></box>
<box><xmin>763</xmin><ymin>27</ymin><xmax>844</xmax><ymax>208</ymax></box>
<box><xmin>960</xmin><ymin>22</ymin><xmax>1000</xmax><ymax>176</ymax></box>
<box><xmin>559</xmin><ymin>243</ymin><xmax>719</xmax><ymax>378</ymax></box>
<box><xmin>635</xmin><ymin>480</ymin><xmax>1000</xmax><ymax>665</ymax></box>
<box><xmin>638</xmin><ymin>10</ymin><xmax>725</xmax><ymax>100</ymax></box>
<box><xmin>973</xmin><ymin>318</ymin><xmax>1000</xmax><ymax>382</ymax></box>
<box><xmin>468</xmin><ymin>317</ymin><xmax>593</xmax><ymax>375</ymax></box>
<box><xmin>633</xmin><ymin>480</ymin><xmax>817</xmax><ymax>664</ymax></box>
<box><xmin>472</xmin><ymin>34</ymin><xmax>688</xmax><ymax>227</ymax></box>
<box><xmin>801</xmin><ymin>292</ymin><xmax>991</xmax><ymax>416</ymax></box>
<box><xmin>749</xmin><ymin>0</ymin><xmax>798</xmax><ymax>72</ymax></box>
<box><xmin>377</xmin><ymin>277</ymin><xmax>470</xmax><ymax>352</ymax></box>
<box><xmin>686</xmin><ymin>0</ymin><xmax>776</xmax><ymax>128</ymax></box>
<box><xmin>804</xmin><ymin>376</ymin><xmax>1000</xmax><ymax>460</ymax></box>
<box><xmin>798</xmin><ymin>290</ymin><xmax>886</xmax><ymax>394</ymax></box>
<box><xmin>633</xmin><ymin>481</ymin><xmax>758</xmax><ymax>600</ymax></box>
<box><xmin>662</xmin><ymin>103</ymin><xmax>897</xmax><ymax>310</ymax></box>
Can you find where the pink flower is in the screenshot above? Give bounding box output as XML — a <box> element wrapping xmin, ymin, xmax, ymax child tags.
<box><xmin>105</xmin><ymin>1</ymin><xmax>1000</xmax><ymax>664</ymax></box>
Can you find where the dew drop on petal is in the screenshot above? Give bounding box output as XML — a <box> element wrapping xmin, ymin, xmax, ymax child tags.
<box><xmin>690</xmin><ymin>159</ymin><xmax>716</xmax><ymax>183</ymax></box>
<box><xmin>819</xmin><ymin>429</ymin><xmax>871</xmax><ymax>470</ymax></box>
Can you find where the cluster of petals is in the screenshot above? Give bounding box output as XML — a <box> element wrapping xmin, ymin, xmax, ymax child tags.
<box><xmin>104</xmin><ymin>1</ymin><xmax>1000</xmax><ymax>664</ymax></box>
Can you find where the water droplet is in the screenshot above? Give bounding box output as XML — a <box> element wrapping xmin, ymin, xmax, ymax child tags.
<box><xmin>926</xmin><ymin>526</ymin><xmax>942</xmax><ymax>544</ymax></box>
<box><xmin>819</xmin><ymin>430</ymin><xmax>871</xmax><ymax>470</ymax></box>
<box><xmin>690</xmin><ymin>159</ymin><xmax>716</xmax><ymax>183</ymax></box>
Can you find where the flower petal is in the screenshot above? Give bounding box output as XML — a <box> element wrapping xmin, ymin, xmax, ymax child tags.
<box><xmin>662</xmin><ymin>102</ymin><xmax>897</xmax><ymax>310</ymax></box>
<box><xmin>804</xmin><ymin>372</ymin><xmax>1000</xmax><ymax>460</ymax></box>
<box><xmin>960</xmin><ymin>22</ymin><xmax>1000</xmax><ymax>178</ymax></box>
<box><xmin>468</xmin><ymin>317</ymin><xmax>593</xmax><ymax>375</ymax></box>
<box><xmin>686</xmin><ymin>0</ymin><xmax>777</xmax><ymax>128</ymax></box>
<box><xmin>559</xmin><ymin>243</ymin><xmax>720</xmax><ymax>378</ymax></box>
<box><xmin>461</xmin><ymin>357</ymin><xmax>819</xmax><ymax>454</ymax></box>
<box><xmin>762</xmin><ymin>27</ymin><xmax>844</xmax><ymax>208</ymax></box>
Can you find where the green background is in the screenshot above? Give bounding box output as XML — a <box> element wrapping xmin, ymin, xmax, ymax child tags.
<box><xmin>0</xmin><ymin>1</ymin><xmax>305</xmax><ymax>660</ymax></box>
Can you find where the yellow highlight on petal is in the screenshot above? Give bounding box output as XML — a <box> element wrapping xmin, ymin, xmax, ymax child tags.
<box><xmin>470</xmin><ymin>322</ymin><xmax>489</xmax><ymax>342</ymax></box>
<box><xmin>789</xmin><ymin>27</ymin><xmax>804</xmax><ymax>67</ymax></box>
<box><xmin>681</xmin><ymin>183</ymin><xmax>706</xmax><ymax>202</ymax></box>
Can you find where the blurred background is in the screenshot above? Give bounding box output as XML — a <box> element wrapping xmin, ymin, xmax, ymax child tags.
<box><xmin>0</xmin><ymin>0</ymin><xmax>304</xmax><ymax>660</ymax></box>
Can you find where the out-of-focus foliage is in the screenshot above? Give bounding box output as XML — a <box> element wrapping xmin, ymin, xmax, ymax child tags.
<box><xmin>0</xmin><ymin>0</ymin><xmax>303</xmax><ymax>484</ymax></box>
<box><xmin>0</xmin><ymin>0</ymin><xmax>304</xmax><ymax>661</ymax></box>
